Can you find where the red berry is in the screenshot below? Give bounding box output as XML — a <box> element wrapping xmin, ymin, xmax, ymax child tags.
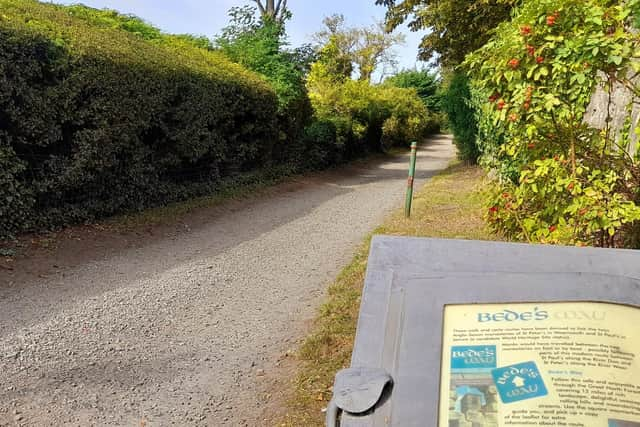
<box><xmin>489</xmin><ymin>206</ymin><xmax>499</xmax><ymax>214</ymax></box>
<box><xmin>520</xmin><ymin>25</ymin><xmax>532</xmax><ymax>36</ymax></box>
<box><xmin>549</xmin><ymin>225</ymin><xmax>557</xmax><ymax>232</ymax></box>
<box><xmin>527</xmin><ymin>45</ymin><xmax>536</xmax><ymax>56</ymax></box>
<box><xmin>509</xmin><ymin>113</ymin><xmax>518</xmax><ymax>122</ymax></box>
<box><xmin>523</xmin><ymin>102</ymin><xmax>531</xmax><ymax>110</ymax></box>
<box><xmin>536</xmin><ymin>56</ymin><xmax>544</xmax><ymax>64</ymax></box>
<box><xmin>547</xmin><ymin>15</ymin><xmax>556</xmax><ymax>26</ymax></box>
<box><xmin>497</xmin><ymin>100</ymin><xmax>506</xmax><ymax>110</ymax></box>
<box><xmin>508</xmin><ymin>58</ymin><xmax>520</xmax><ymax>69</ymax></box>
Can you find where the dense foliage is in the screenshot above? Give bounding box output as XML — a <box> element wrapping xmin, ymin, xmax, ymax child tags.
<box><xmin>313</xmin><ymin>15</ymin><xmax>405</xmax><ymax>82</ymax></box>
<box><xmin>216</xmin><ymin>6</ymin><xmax>312</xmax><ymax>163</ymax></box>
<box><xmin>375</xmin><ymin>0</ymin><xmax>517</xmax><ymax>66</ymax></box>
<box><xmin>0</xmin><ymin>1</ymin><xmax>442</xmax><ymax>239</ymax></box>
<box><xmin>466</xmin><ymin>0</ymin><xmax>640</xmax><ymax>247</ymax></box>
<box><xmin>0</xmin><ymin>0</ymin><xmax>278</xmax><ymax>238</ymax></box>
<box><xmin>384</xmin><ymin>69</ymin><xmax>441</xmax><ymax>112</ymax></box>
<box><xmin>307</xmin><ymin>38</ymin><xmax>432</xmax><ymax>156</ymax></box>
<box><xmin>385</xmin><ymin>69</ymin><xmax>443</xmax><ymax>135</ymax></box>
<box><xmin>441</xmin><ymin>72</ymin><xmax>480</xmax><ymax>163</ymax></box>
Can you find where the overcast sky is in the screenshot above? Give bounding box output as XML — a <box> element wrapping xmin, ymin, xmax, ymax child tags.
<box><xmin>52</xmin><ymin>0</ymin><xmax>430</xmax><ymax>76</ymax></box>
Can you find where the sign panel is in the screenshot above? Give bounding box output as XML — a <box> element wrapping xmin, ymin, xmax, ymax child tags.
<box><xmin>439</xmin><ymin>302</ymin><xmax>640</xmax><ymax>427</ymax></box>
<box><xmin>336</xmin><ymin>237</ymin><xmax>640</xmax><ymax>427</ymax></box>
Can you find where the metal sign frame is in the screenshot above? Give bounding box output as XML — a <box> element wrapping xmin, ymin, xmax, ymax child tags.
<box><xmin>335</xmin><ymin>237</ymin><xmax>640</xmax><ymax>427</ymax></box>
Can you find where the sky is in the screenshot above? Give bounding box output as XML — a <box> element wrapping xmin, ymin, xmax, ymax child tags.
<box><xmin>52</xmin><ymin>0</ymin><xmax>430</xmax><ymax>78</ymax></box>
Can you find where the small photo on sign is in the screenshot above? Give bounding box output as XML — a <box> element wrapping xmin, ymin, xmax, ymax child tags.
<box><xmin>491</xmin><ymin>361</ymin><xmax>548</xmax><ymax>404</ymax></box>
<box><xmin>448</xmin><ymin>346</ymin><xmax>499</xmax><ymax>427</ymax></box>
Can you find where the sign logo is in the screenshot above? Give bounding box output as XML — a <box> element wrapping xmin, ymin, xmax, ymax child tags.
<box><xmin>491</xmin><ymin>361</ymin><xmax>548</xmax><ymax>404</ymax></box>
<box><xmin>451</xmin><ymin>345</ymin><xmax>497</xmax><ymax>370</ymax></box>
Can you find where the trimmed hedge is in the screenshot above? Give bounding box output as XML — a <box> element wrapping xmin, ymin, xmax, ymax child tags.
<box><xmin>0</xmin><ymin>0</ymin><xmax>279</xmax><ymax>238</ymax></box>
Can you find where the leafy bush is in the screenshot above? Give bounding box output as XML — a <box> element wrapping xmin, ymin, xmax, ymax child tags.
<box><xmin>385</xmin><ymin>69</ymin><xmax>442</xmax><ymax>112</ymax></box>
<box><xmin>442</xmin><ymin>72</ymin><xmax>480</xmax><ymax>163</ymax></box>
<box><xmin>467</xmin><ymin>0</ymin><xmax>640</xmax><ymax>247</ymax></box>
<box><xmin>307</xmin><ymin>42</ymin><xmax>430</xmax><ymax>157</ymax></box>
<box><xmin>301</xmin><ymin>120</ymin><xmax>340</xmax><ymax>169</ymax></box>
<box><xmin>385</xmin><ymin>69</ymin><xmax>445</xmax><ymax>135</ymax></box>
<box><xmin>0</xmin><ymin>0</ymin><xmax>278</xmax><ymax>238</ymax></box>
<box><xmin>216</xmin><ymin>6</ymin><xmax>313</xmax><ymax>164</ymax></box>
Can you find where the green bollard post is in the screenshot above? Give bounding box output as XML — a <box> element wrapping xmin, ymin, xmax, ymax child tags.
<box><xmin>405</xmin><ymin>141</ymin><xmax>418</xmax><ymax>218</ymax></box>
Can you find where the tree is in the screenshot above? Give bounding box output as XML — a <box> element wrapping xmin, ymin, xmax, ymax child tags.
<box><xmin>216</xmin><ymin>5</ymin><xmax>306</xmax><ymax>110</ymax></box>
<box><xmin>385</xmin><ymin>69</ymin><xmax>441</xmax><ymax>112</ymax></box>
<box><xmin>375</xmin><ymin>0</ymin><xmax>517</xmax><ymax>66</ymax></box>
<box><xmin>252</xmin><ymin>0</ymin><xmax>289</xmax><ymax>22</ymax></box>
<box><xmin>355</xmin><ymin>22</ymin><xmax>404</xmax><ymax>81</ymax></box>
<box><xmin>312</xmin><ymin>15</ymin><xmax>358</xmax><ymax>80</ymax></box>
<box><xmin>313</xmin><ymin>15</ymin><xmax>404</xmax><ymax>82</ymax></box>
<box><xmin>216</xmin><ymin>5</ymin><xmax>312</xmax><ymax>161</ymax></box>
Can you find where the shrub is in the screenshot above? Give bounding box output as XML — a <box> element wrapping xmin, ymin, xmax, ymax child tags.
<box><xmin>467</xmin><ymin>0</ymin><xmax>640</xmax><ymax>247</ymax></box>
<box><xmin>0</xmin><ymin>0</ymin><xmax>278</xmax><ymax>238</ymax></box>
<box><xmin>216</xmin><ymin>7</ymin><xmax>313</xmax><ymax>165</ymax></box>
<box><xmin>301</xmin><ymin>120</ymin><xmax>340</xmax><ymax>169</ymax></box>
<box><xmin>384</xmin><ymin>69</ymin><xmax>444</xmax><ymax>136</ymax></box>
<box><xmin>385</xmin><ymin>69</ymin><xmax>443</xmax><ymax>113</ymax></box>
<box><xmin>307</xmin><ymin>45</ymin><xmax>430</xmax><ymax>157</ymax></box>
<box><xmin>442</xmin><ymin>72</ymin><xmax>480</xmax><ymax>163</ymax></box>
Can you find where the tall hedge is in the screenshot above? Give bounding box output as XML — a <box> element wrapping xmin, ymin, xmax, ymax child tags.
<box><xmin>0</xmin><ymin>0</ymin><xmax>279</xmax><ymax>238</ymax></box>
<box><xmin>442</xmin><ymin>71</ymin><xmax>480</xmax><ymax>163</ymax></box>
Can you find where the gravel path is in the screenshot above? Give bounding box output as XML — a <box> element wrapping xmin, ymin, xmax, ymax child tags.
<box><xmin>0</xmin><ymin>135</ymin><xmax>455</xmax><ymax>426</ymax></box>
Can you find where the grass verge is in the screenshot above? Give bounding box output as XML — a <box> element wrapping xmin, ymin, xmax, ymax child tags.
<box><xmin>278</xmin><ymin>161</ymin><xmax>498</xmax><ymax>426</ymax></box>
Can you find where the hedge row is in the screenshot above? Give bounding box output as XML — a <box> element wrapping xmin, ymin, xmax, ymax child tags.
<box><xmin>0</xmin><ymin>0</ymin><xmax>279</xmax><ymax>238</ymax></box>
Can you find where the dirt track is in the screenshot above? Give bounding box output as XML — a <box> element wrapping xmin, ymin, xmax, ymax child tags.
<box><xmin>0</xmin><ymin>135</ymin><xmax>455</xmax><ymax>426</ymax></box>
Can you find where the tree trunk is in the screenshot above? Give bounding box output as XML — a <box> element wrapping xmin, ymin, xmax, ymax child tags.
<box><xmin>265</xmin><ymin>0</ymin><xmax>275</xmax><ymax>15</ymax></box>
<box><xmin>254</xmin><ymin>0</ymin><xmax>287</xmax><ymax>21</ymax></box>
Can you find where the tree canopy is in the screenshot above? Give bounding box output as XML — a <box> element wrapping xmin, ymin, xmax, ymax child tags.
<box><xmin>385</xmin><ymin>69</ymin><xmax>441</xmax><ymax>111</ymax></box>
<box><xmin>313</xmin><ymin>15</ymin><xmax>405</xmax><ymax>82</ymax></box>
<box><xmin>375</xmin><ymin>0</ymin><xmax>517</xmax><ymax>66</ymax></box>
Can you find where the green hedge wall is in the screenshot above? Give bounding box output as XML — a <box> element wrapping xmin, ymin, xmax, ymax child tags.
<box><xmin>442</xmin><ymin>71</ymin><xmax>480</xmax><ymax>163</ymax></box>
<box><xmin>0</xmin><ymin>0</ymin><xmax>279</xmax><ymax>238</ymax></box>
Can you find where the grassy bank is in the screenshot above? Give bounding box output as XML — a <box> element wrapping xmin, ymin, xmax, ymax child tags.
<box><xmin>278</xmin><ymin>162</ymin><xmax>497</xmax><ymax>426</ymax></box>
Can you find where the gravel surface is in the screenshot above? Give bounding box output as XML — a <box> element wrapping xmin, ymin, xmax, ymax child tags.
<box><xmin>0</xmin><ymin>135</ymin><xmax>455</xmax><ymax>426</ymax></box>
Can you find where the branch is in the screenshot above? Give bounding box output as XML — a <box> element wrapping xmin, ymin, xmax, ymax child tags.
<box><xmin>275</xmin><ymin>0</ymin><xmax>283</xmax><ymax>15</ymax></box>
<box><xmin>275</xmin><ymin>0</ymin><xmax>287</xmax><ymax>20</ymax></box>
<box><xmin>253</xmin><ymin>0</ymin><xmax>266</xmax><ymax>15</ymax></box>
